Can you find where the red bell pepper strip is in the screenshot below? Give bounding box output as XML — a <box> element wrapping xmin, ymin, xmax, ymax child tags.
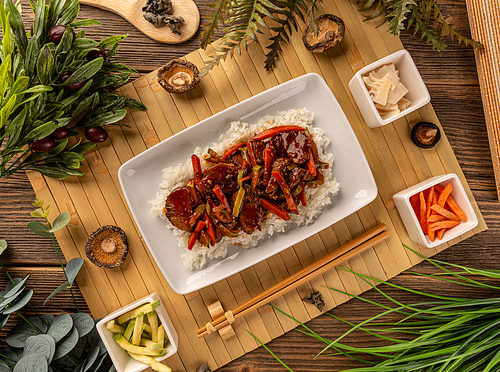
<box><xmin>240</xmin><ymin>176</ymin><xmax>251</xmax><ymax>183</ymax></box>
<box><xmin>251</xmin><ymin>125</ymin><xmax>305</xmax><ymax>141</ymax></box>
<box><xmin>223</xmin><ymin>142</ymin><xmax>245</xmax><ymax>159</ymax></box>
<box><xmin>205</xmin><ymin>214</ymin><xmax>216</xmax><ymax>245</ymax></box>
<box><xmin>188</xmin><ymin>220</ymin><xmax>206</xmax><ymax>250</ymax></box>
<box><xmin>213</xmin><ymin>185</ymin><xmax>231</xmax><ymax>212</ymax></box>
<box><xmin>191</xmin><ymin>154</ymin><xmax>203</xmax><ymax>191</ymax></box>
<box><xmin>272</xmin><ymin>170</ymin><xmax>299</xmax><ymax>214</ymax></box>
<box><xmin>307</xmin><ymin>149</ymin><xmax>316</xmax><ymax>176</ymax></box>
<box><xmin>259</xmin><ymin>198</ymin><xmax>290</xmax><ymax>221</ymax></box>
<box><xmin>247</xmin><ymin>139</ymin><xmax>257</xmax><ymax>167</ymax></box>
<box><xmin>299</xmin><ymin>182</ymin><xmax>307</xmax><ymax>206</ymax></box>
<box><xmin>263</xmin><ymin>147</ymin><xmax>273</xmax><ymax>186</ymax></box>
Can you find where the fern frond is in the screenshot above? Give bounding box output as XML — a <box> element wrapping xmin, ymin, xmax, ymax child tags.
<box><xmin>407</xmin><ymin>3</ymin><xmax>446</xmax><ymax>51</ymax></box>
<box><xmin>387</xmin><ymin>0</ymin><xmax>416</xmax><ymax>35</ymax></box>
<box><xmin>200</xmin><ymin>0</ymin><xmax>229</xmax><ymax>49</ymax></box>
<box><xmin>306</xmin><ymin>0</ymin><xmax>320</xmax><ymax>36</ymax></box>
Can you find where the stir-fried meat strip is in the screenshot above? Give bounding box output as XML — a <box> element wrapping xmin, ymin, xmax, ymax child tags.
<box><xmin>289</xmin><ymin>167</ymin><xmax>306</xmax><ymax>189</ymax></box>
<box><xmin>251</xmin><ymin>141</ymin><xmax>266</xmax><ymax>165</ymax></box>
<box><xmin>200</xmin><ymin>163</ymin><xmax>239</xmax><ymax>195</ymax></box>
<box><xmin>239</xmin><ymin>196</ymin><xmax>265</xmax><ymax>234</ymax></box>
<box><xmin>165</xmin><ymin>187</ymin><xmax>196</xmax><ymax>231</ymax></box>
<box><xmin>271</xmin><ymin>135</ymin><xmax>288</xmax><ymax>158</ymax></box>
<box><xmin>213</xmin><ymin>204</ymin><xmax>232</xmax><ymax>224</ymax></box>
<box><xmin>230</xmin><ymin>153</ymin><xmax>245</xmax><ymax>168</ymax></box>
<box><xmin>266</xmin><ymin>158</ymin><xmax>292</xmax><ymax>194</ymax></box>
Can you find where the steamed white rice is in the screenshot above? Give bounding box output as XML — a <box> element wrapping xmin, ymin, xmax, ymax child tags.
<box><xmin>150</xmin><ymin>108</ymin><xmax>340</xmax><ymax>270</ymax></box>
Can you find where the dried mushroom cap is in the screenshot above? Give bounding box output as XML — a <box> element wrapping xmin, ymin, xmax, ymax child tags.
<box><xmin>411</xmin><ymin>122</ymin><xmax>441</xmax><ymax>149</ymax></box>
<box><xmin>85</xmin><ymin>225</ymin><xmax>128</xmax><ymax>268</ymax></box>
<box><xmin>302</xmin><ymin>14</ymin><xmax>345</xmax><ymax>53</ymax></box>
<box><xmin>157</xmin><ymin>59</ymin><xmax>200</xmax><ymax>94</ymax></box>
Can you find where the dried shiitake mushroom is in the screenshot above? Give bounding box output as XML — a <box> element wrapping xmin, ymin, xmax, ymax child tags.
<box><xmin>302</xmin><ymin>14</ymin><xmax>345</xmax><ymax>53</ymax></box>
<box><xmin>85</xmin><ymin>225</ymin><xmax>128</xmax><ymax>268</ymax></box>
<box><xmin>411</xmin><ymin>122</ymin><xmax>441</xmax><ymax>149</ymax></box>
<box><xmin>157</xmin><ymin>59</ymin><xmax>200</xmax><ymax>94</ymax></box>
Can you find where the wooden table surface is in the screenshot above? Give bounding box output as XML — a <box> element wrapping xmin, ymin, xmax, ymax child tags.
<box><xmin>1</xmin><ymin>0</ymin><xmax>498</xmax><ymax>371</ymax></box>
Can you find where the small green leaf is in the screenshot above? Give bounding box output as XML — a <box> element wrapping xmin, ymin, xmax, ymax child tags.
<box><xmin>23</xmin><ymin>334</ymin><xmax>56</xmax><ymax>364</ymax></box>
<box><xmin>49</xmin><ymin>212</ymin><xmax>71</xmax><ymax>232</ymax></box>
<box><xmin>3</xmin><ymin>290</ymin><xmax>33</xmax><ymax>314</ymax></box>
<box><xmin>66</xmin><ymin>258</ymin><xmax>84</xmax><ymax>284</ymax></box>
<box><xmin>6</xmin><ymin>320</ymin><xmax>39</xmax><ymax>348</ymax></box>
<box><xmin>71</xmin><ymin>313</ymin><xmax>94</xmax><ymax>338</ymax></box>
<box><xmin>30</xmin><ymin>208</ymin><xmax>44</xmax><ymax>218</ymax></box>
<box><xmin>80</xmin><ymin>109</ymin><xmax>127</xmax><ymax>127</ymax></box>
<box><xmin>98</xmin><ymin>35</ymin><xmax>127</xmax><ymax>49</ymax></box>
<box><xmin>22</xmin><ymin>85</ymin><xmax>53</xmax><ymax>95</ymax></box>
<box><xmin>27</xmin><ymin>221</ymin><xmax>51</xmax><ymax>238</ymax></box>
<box><xmin>47</xmin><ymin>314</ymin><xmax>73</xmax><ymax>343</ymax></box>
<box><xmin>82</xmin><ymin>346</ymin><xmax>100</xmax><ymax>372</ymax></box>
<box><xmin>13</xmin><ymin>354</ymin><xmax>48</xmax><ymax>372</ymax></box>
<box><xmin>33</xmin><ymin>198</ymin><xmax>44</xmax><ymax>207</ymax></box>
<box><xmin>0</xmin><ymin>240</ymin><xmax>7</xmax><ymax>255</ymax></box>
<box><xmin>42</xmin><ymin>205</ymin><xmax>51</xmax><ymax>218</ymax></box>
<box><xmin>52</xmin><ymin>326</ymin><xmax>79</xmax><ymax>360</ymax></box>
<box><xmin>62</xmin><ymin>58</ymin><xmax>103</xmax><ymax>86</ymax></box>
<box><xmin>44</xmin><ymin>282</ymin><xmax>69</xmax><ymax>305</ymax></box>
<box><xmin>23</xmin><ymin>121</ymin><xmax>57</xmax><ymax>143</ymax></box>
<box><xmin>36</xmin><ymin>45</ymin><xmax>54</xmax><ymax>85</ymax></box>
<box><xmin>70</xmin><ymin>19</ymin><xmax>102</xmax><ymax>27</ymax></box>
<box><xmin>71</xmin><ymin>38</ymin><xmax>99</xmax><ymax>50</ymax></box>
<box><xmin>2</xmin><ymin>274</ymin><xmax>30</xmax><ymax>300</ymax></box>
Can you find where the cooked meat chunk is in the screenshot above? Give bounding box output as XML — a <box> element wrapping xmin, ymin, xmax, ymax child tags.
<box><xmin>251</xmin><ymin>141</ymin><xmax>266</xmax><ymax>165</ymax></box>
<box><xmin>165</xmin><ymin>187</ymin><xmax>196</xmax><ymax>231</ymax></box>
<box><xmin>289</xmin><ymin>167</ymin><xmax>306</xmax><ymax>189</ymax></box>
<box><xmin>265</xmin><ymin>158</ymin><xmax>292</xmax><ymax>194</ymax></box>
<box><xmin>286</xmin><ymin>131</ymin><xmax>310</xmax><ymax>164</ymax></box>
<box><xmin>200</xmin><ymin>163</ymin><xmax>239</xmax><ymax>195</ymax></box>
<box><xmin>270</xmin><ymin>135</ymin><xmax>288</xmax><ymax>158</ymax></box>
<box><xmin>239</xmin><ymin>196</ymin><xmax>265</xmax><ymax>234</ymax></box>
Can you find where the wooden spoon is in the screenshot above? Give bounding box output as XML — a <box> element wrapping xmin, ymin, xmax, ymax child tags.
<box><xmin>79</xmin><ymin>0</ymin><xmax>200</xmax><ymax>44</ymax></box>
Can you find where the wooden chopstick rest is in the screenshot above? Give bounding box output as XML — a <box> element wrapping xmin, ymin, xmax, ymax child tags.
<box><xmin>197</xmin><ymin>223</ymin><xmax>389</xmax><ymax>338</ymax></box>
<box><xmin>206</xmin><ymin>301</ymin><xmax>236</xmax><ymax>339</ymax></box>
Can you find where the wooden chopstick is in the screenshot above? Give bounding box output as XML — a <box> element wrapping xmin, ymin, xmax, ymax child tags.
<box><xmin>197</xmin><ymin>223</ymin><xmax>388</xmax><ymax>338</ymax></box>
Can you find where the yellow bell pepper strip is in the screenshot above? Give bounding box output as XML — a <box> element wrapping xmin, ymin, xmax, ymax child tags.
<box><xmin>188</xmin><ymin>220</ymin><xmax>206</xmax><ymax>250</ymax></box>
<box><xmin>251</xmin><ymin>125</ymin><xmax>305</xmax><ymax>141</ymax></box>
<box><xmin>272</xmin><ymin>171</ymin><xmax>299</xmax><ymax>214</ymax></box>
<box><xmin>214</xmin><ymin>220</ymin><xmax>238</xmax><ymax>237</ymax></box>
<box><xmin>263</xmin><ymin>148</ymin><xmax>272</xmax><ymax>186</ymax></box>
<box><xmin>259</xmin><ymin>198</ymin><xmax>290</xmax><ymax>221</ymax></box>
<box><xmin>233</xmin><ymin>187</ymin><xmax>246</xmax><ymax>217</ymax></box>
<box><xmin>223</xmin><ymin>142</ymin><xmax>245</xmax><ymax>159</ymax></box>
<box><xmin>213</xmin><ymin>185</ymin><xmax>231</xmax><ymax>212</ymax></box>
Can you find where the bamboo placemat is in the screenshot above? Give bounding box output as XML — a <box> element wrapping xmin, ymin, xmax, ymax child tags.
<box><xmin>26</xmin><ymin>0</ymin><xmax>487</xmax><ymax>370</ymax></box>
<box><xmin>465</xmin><ymin>0</ymin><xmax>500</xmax><ymax>200</ymax></box>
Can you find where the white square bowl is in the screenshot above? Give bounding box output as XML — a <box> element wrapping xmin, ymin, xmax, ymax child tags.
<box><xmin>118</xmin><ymin>73</ymin><xmax>377</xmax><ymax>294</ymax></box>
<box><xmin>393</xmin><ymin>173</ymin><xmax>478</xmax><ymax>248</ymax></box>
<box><xmin>348</xmin><ymin>49</ymin><xmax>430</xmax><ymax>128</ymax></box>
<box><xmin>96</xmin><ymin>293</ymin><xmax>178</xmax><ymax>372</ymax></box>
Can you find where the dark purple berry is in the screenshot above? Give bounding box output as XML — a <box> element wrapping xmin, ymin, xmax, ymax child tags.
<box><xmin>49</xmin><ymin>25</ymin><xmax>76</xmax><ymax>44</ymax></box>
<box><xmin>60</xmin><ymin>71</ymin><xmax>86</xmax><ymax>92</ymax></box>
<box><xmin>51</xmin><ymin>126</ymin><xmax>69</xmax><ymax>140</ymax></box>
<box><xmin>29</xmin><ymin>137</ymin><xmax>56</xmax><ymax>152</ymax></box>
<box><xmin>86</xmin><ymin>47</ymin><xmax>107</xmax><ymax>62</ymax></box>
<box><xmin>85</xmin><ymin>127</ymin><xmax>108</xmax><ymax>143</ymax></box>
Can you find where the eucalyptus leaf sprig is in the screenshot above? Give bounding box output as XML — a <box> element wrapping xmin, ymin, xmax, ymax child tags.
<box><xmin>0</xmin><ymin>0</ymin><xmax>146</xmax><ymax>180</ymax></box>
<box><xmin>27</xmin><ymin>198</ymin><xmax>84</xmax><ymax>312</ymax></box>
<box><xmin>254</xmin><ymin>245</ymin><xmax>500</xmax><ymax>372</ymax></box>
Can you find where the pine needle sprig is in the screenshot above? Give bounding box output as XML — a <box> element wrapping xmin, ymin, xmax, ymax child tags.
<box><xmin>200</xmin><ymin>0</ymin><xmax>229</xmax><ymax>49</ymax></box>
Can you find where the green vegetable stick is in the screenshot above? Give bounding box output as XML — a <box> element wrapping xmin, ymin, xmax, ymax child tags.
<box><xmin>143</xmin><ymin>324</ymin><xmax>152</xmax><ymax>333</ymax></box>
<box><xmin>106</xmin><ymin>320</ymin><xmax>125</xmax><ymax>334</ymax></box>
<box><xmin>113</xmin><ymin>334</ymin><xmax>166</xmax><ymax>356</ymax></box>
<box><xmin>157</xmin><ymin>324</ymin><xmax>165</xmax><ymax>349</ymax></box>
<box><xmin>117</xmin><ymin>301</ymin><xmax>160</xmax><ymax>324</ymax></box>
<box><xmin>123</xmin><ymin>318</ymin><xmax>136</xmax><ymax>341</ymax></box>
<box><xmin>132</xmin><ymin>313</ymin><xmax>144</xmax><ymax>346</ymax></box>
<box><xmin>128</xmin><ymin>353</ymin><xmax>172</xmax><ymax>372</ymax></box>
<box><xmin>140</xmin><ymin>338</ymin><xmax>159</xmax><ymax>350</ymax></box>
<box><xmin>147</xmin><ymin>311</ymin><xmax>159</xmax><ymax>342</ymax></box>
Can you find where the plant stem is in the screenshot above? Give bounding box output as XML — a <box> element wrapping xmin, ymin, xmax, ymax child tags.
<box><xmin>0</xmin><ymin>261</ymin><xmax>48</xmax><ymax>328</ymax></box>
<box><xmin>49</xmin><ymin>232</ymin><xmax>80</xmax><ymax>312</ymax></box>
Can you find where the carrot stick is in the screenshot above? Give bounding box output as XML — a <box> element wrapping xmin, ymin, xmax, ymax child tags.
<box><xmin>428</xmin><ymin>215</ymin><xmax>446</xmax><ymax>223</ymax></box>
<box><xmin>307</xmin><ymin>149</ymin><xmax>316</xmax><ymax>176</ymax></box>
<box><xmin>259</xmin><ymin>198</ymin><xmax>290</xmax><ymax>221</ymax></box>
<box><xmin>247</xmin><ymin>139</ymin><xmax>257</xmax><ymax>167</ymax></box>
<box><xmin>426</xmin><ymin>187</ymin><xmax>434</xmax><ymax>220</ymax></box>
<box><xmin>272</xmin><ymin>171</ymin><xmax>299</xmax><ymax>214</ymax></box>
<box><xmin>428</xmin><ymin>220</ymin><xmax>460</xmax><ymax>231</ymax></box>
<box><xmin>251</xmin><ymin>125</ymin><xmax>304</xmax><ymax>141</ymax></box>
<box><xmin>430</xmin><ymin>204</ymin><xmax>459</xmax><ymax>221</ymax></box>
<box><xmin>434</xmin><ymin>184</ymin><xmax>467</xmax><ymax>221</ymax></box>
<box><xmin>223</xmin><ymin>142</ymin><xmax>245</xmax><ymax>159</ymax></box>
<box><xmin>419</xmin><ymin>191</ymin><xmax>427</xmax><ymax>234</ymax></box>
<box><xmin>437</xmin><ymin>183</ymin><xmax>453</xmax><ymax>207</ymax></box>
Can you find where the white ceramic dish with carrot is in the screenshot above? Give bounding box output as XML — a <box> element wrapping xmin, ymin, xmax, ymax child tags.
<box><xmin>393</xmin><ymin>173</ymin><xmax>478</xmax><ymax>248</ymax></box>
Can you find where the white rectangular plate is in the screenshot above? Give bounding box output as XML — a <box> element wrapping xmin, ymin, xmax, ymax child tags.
<box><xmin>118</xmin><ymin>73</ymin><xmax>377</xmax><ymax>294</ymax></box>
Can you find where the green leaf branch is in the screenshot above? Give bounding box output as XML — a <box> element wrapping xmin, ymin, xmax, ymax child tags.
<box><xmin>27</xmin><ymin>198</ymin><xmax>83</xmax><ymax>312</ymax></box>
